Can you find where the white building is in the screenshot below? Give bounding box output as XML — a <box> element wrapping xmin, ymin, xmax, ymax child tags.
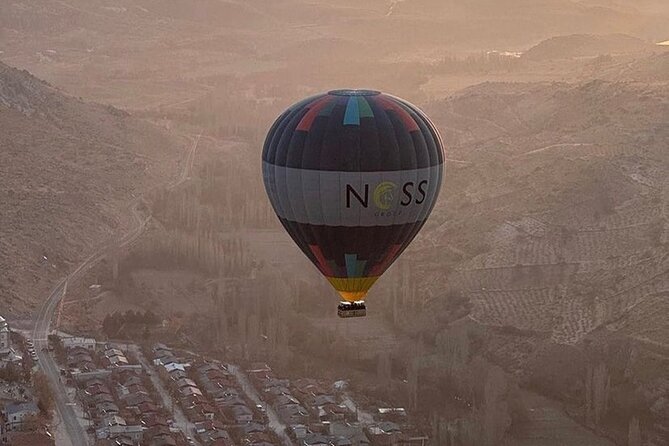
<box><xmin>2</xmin><ymin>401</ymin><xmax>39</xmax><ymax>433</ymax></box>
<box><xmin>96</xmin><ymin>424</ymin><xmax>144</xmax><ymax>441</ymax></box>
<box><xmin>0</xmin><ymin>316</ymin><xmax>9</xmax><ymax>351</ymax></box>
<box><xmin>0</xmin><ymin>316</ymin><xmax>22</xmax><ymax>368</ymax></box>
<box><xmin>62</xmin><ymin>337</ymin><xmax>97</xmax><ymax>351</ymax></box>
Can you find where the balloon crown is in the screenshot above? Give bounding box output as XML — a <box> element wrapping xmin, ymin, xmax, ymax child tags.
<box><xmin>328</xmin><ymin>89</ymin><xmax>380</xmax><ymax>97</ymax></box>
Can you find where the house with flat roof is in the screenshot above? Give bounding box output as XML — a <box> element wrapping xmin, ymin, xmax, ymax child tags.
<box><xmin>2</xmin><ymin>401</ymin><xmax>39</xmax><ymax>432</ymax></box>
<box><xmin>96</xmin><ymin>424</ymin><xmax>144</xmax><ymax>442</ymax></box>
<box><xmin>63</xmin><ymin>337</ymin><xmax>97</xmax><ymax>350</ymax></box>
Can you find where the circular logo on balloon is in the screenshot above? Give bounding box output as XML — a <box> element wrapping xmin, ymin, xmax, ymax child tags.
<box><xmin>373</xmin><ymin>181</ymin><xmax>397</xmax><ymax>210</ymax></box>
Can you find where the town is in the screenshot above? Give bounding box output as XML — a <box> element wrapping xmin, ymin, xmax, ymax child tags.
<box><xmin>0</xmin><ymin>314</ymin><xmax>427</xmax><ymax>446</ymax></box>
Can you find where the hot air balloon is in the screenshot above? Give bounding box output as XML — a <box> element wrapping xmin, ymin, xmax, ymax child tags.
<box><xmin>262</xmin><ymin>89</ymin><xmax>444</xmax><ymax>317</ymax></box>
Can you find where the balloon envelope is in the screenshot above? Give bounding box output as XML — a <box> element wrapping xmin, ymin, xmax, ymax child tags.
<box><xmin>262</xmin><ymin>89</ymin><xmax>444</xmax><ymax>302</ymax></box>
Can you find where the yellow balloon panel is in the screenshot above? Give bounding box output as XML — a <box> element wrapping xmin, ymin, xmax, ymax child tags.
<box><xmin>327</xmin><ymin>276</ymin><xmax>379</xmax><ymax>302</ymax></box>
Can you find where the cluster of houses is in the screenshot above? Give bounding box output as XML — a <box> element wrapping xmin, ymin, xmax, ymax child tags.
<box><xmin>102</xmin><ymin>347</ymin><xmax>130</xmax><ymax>369</ymax></box>
<box><xmin>62</xmin><ymin>338</ymin><xmax>133</xmax><ymax>373</ymax></box>
<box><xmin>248</xmin><ymin>365</ymin><xmax>361</xmax><ymax>446</ymax></box>
<box><xmin>66</xmin><ymin>340</ymin><xmax>97</xmax><ymax>373</ymax></box>
<box><xmin>248</xmin><ymin>365</ymin><xmax>425</xmax><ymax>446</ymax></box>
<box><xmin>0</xmin><ymin>379</ymin><xmax>53</xmax><ymax>445</ymax></box>
<box><xmin>0</xmin><ymin>400</ymin><xmax>55</xmax><ymax>445</ymax></box>
<box><xmin>61</xmin><ymin>337</ymin><xmax>137</xmax><ymax>377</ymax></box>
<box><xmin>0</xmin><ymin>316</ymin><xmax>52</xmax><ymax>445</ymax></box>
<box><xmin>52</xmin><ymin>334</ymin><xmax>427</xmax><ymax>446</ymax></box>
<box><xmin>58</xmin><ymin>340</ymin><xmax>182</xmax><ymax>446</ymax></box>
<box><xmin>79</xmin><ymin>370</ymin><xmax>182</xmax><ymax>446</ymax></box>
<box><xmin>151</xmin><ymin>344</ymin><xmax>278</xmax><ymax>446</ymax></box>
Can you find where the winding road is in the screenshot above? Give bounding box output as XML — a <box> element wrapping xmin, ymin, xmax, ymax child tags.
<box><xmin>31</xmin><ymin>132</ymin><xmax>201</xmax><ymax>445</ymax></box>
<box><xmin>32</xmin><ymin>204</ymin><xmax>147</xmax><ymax>446</ymax></box>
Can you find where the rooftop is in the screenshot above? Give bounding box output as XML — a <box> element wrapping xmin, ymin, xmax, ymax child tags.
<box><xmin>4</xmin><ymin>400</ymin><xmax>39</xmax><ymax>416</ymax></box>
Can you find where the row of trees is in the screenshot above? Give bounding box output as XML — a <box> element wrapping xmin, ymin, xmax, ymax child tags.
<box><xmin>123</xmin><ymin>231</ymin><xmax>252</xmax><ymax>278</ymax></box>
<box><xmin>411</xmin><ymin>324</ymin><xmax>522</xmax><ymax>446</ymax></box>
<box><xmin>152</xmin><ymin>158</ymin><xmax>276</xmax><ymax>235</ymax></box>
<box><xmin>33</xmin><ymin>372</ymin><xmax>54</xmax><ymax>414</ymax></box>
<box><xmin>102</xmin><ymin>310</ymin><xmax>161</xmax><ymax>338</ymax></box>
<box><xmin>0</xmin><ymin>362</ymin><xmax>27</xmax><ymax>383</ymax></box>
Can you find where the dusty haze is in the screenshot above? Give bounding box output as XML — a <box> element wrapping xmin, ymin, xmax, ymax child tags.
<box><xmin>1</xmin><ymin>1</ymin><xmax>669</xmax><ymax>445</ymax></box>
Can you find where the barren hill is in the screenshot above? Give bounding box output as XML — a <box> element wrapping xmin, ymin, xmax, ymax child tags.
<box><xmin>606</xmin><ymin>51</ymin><xmax>669</xmax><ymax>83</ymax></box>
<box><xmin>0</xmin><ymin>60</ymin><xmax>181</xmax><ymax>316</ymax></box>
<box><xmin>400</xmin><ymin>79</ymin><xmax>669</xmax><ymax>347</ymax></box>
<box><xmin>391</xmin><ymin>0</ymin><xmax>668</xmax><ymax>45</ymax></box>
<box><xmin>374</xmin><ymin>79</ymin><xmax>669</xmax><ymax>442</ymax></box>
<box><xmin>522</xmin><ymin>34</ymin><xmax>654</xmax><ymax>60</ymax></box>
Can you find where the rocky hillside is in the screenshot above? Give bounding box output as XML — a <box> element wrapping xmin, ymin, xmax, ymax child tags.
<box><xmin>407</xmin><ymin>79</ymin><xmax>669</xmax><ymax>344</ymax></box>
<box><xmin>609</xmin><ymin>51</ymin><xmax>669</xmax><ymax>82</ymax></box>
<box><xmin>366</xmin><ymin>79</ymin><xmax>669</xmax><ymax>444</ymax></box>
<box><xmin>522</xmin><ymin>34</ymin><xmax>654</xmax><ymax>60</ymax></box>
<box><xmin>0</xmin><ymin>61</ymin><xmax>181</xmax><ymax>316</ymax></box>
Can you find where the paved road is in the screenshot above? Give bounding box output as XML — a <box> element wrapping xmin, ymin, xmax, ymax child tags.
<box><xmin>132</xmin><ymin>347</ymin><xmax>202</xmax><ymax>446</ymax></box>
<box><xmin>228</xmin><ymin>365</ymin><xmax>294</xmax><ymax>446</ymax></box>
<box><xmin>32</xmin><ymin>206</ymin><xmax>147</xmax><ymax>446</ymax></box>
<box><xmin>31</xmin><ymin>133</ymin><xmax>201</xmax><ymax>445</ymax></box>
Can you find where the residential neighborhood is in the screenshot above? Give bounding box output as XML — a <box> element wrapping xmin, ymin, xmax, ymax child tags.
<box><xmin>0</xmin><ymin>316</ymin><xmax>54</xmax><ymax>445</ymax></box>
<box><xmin>245</xmin><ymin>364</ymin><xmax>426</xmax><ymax>446</ymax></box>
<box><xmin>1</xmin><ymin>313</ymin><xmax>426</xmax><ymax>446</ymax></box>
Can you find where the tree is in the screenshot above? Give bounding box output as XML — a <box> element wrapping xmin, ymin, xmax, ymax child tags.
<box><xmin>21</xmin><ymin>413</ymin><xmax>41</xmax><ymax>431</ymax></box>
<box><xmin>0</xmin><ymin>362</ymin><xmax>21</xmax><ymax>383</ymax></box>
<box><xmin>585</xmin><ymin>361</ymin><xmax>610</xmax><ymax>426</ymax></box>
<box><xmin>33</xmin><ymin>372</ymin><xmax>53</xmax><ymax>414</ymax></box>
<box><xmin>143</xmin><ymin>310</ymin><xmax>160</xmax><ymax>325</ymax></box>
<box><xmin>482</xmin><ymin>365</ymin><xmax>511</xmax><ymax>446</ymax></box>
<box><xmin>377</xmin><ymin>352</ymin><xmax>392</xmax><ymax>385</ymax></box>
<box><xmin>22</xmin><ymin>354</ymin><xmax>33</xmax><ymax>381</ymax></box>
<box><xmin>628</xmin><ymin>417</ymin><xmax>641</xmax><ymax>446</ymax></box>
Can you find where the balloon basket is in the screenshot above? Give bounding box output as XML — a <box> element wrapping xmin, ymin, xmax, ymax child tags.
<box><xmin>337</xmin><ymin>301</ymin><xmax>366</xmax><ymax>318</ymax></box>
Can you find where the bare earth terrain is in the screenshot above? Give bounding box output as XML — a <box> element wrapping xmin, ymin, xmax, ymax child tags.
<box><xmin>0</xmin><ymin>61</ymin><xmax>182</xmax><ymax>316</ymax></box>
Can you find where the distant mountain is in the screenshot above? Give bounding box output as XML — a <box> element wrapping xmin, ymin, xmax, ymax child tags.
<box><xmin>0</xmin><ymin>0</ymin><xmax>268</xmax><ymax>34</ymax></box>
<box><xmin>0</xmin><ymin>61</ymin><xmax>180</xmax><ymax>316</ymax></box>
<box><xmin>390</xmin><ymin>0</ymin><xmax>665</xmax><ymax>47</ymax></box>
<box><xmin>523</xmin><ymin>34</ymin><xmax>654</xmax><ymax>60</ymax></box>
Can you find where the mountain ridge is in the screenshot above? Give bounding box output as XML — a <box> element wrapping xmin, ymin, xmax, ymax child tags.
<box><xmin>0</xmin><ymin>60</ymin><xmax>181</xmax><ymax>317</ymax></box>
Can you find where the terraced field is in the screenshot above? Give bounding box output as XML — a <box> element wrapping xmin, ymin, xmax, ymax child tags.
<box><xmin>617</xmin><ymin>292</ymin><xmax>669</xmax><ymax>342</ymax></box>
<box><xmin>416</xmin><ymin>80</ymin><xmax>669</xmax><ymax>349</ymax></box>
<box><xmin>468</xmin><ymin>287</ymin><xmax>560</xmax><ymax>332</ymax></box>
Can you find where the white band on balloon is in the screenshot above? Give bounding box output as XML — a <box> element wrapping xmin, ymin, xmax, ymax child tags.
<box><xmin>262</xmin><ymin>161</ymin><xmax>443</xmax><ymax>227</ymax></box>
